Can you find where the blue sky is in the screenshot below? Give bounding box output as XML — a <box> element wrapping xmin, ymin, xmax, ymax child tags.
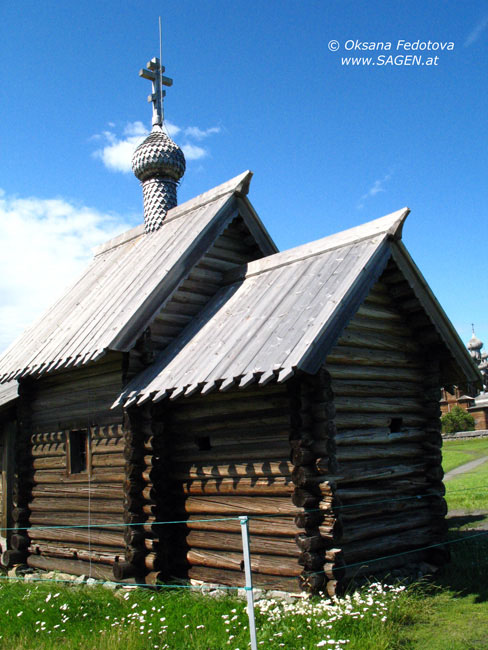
<box><xmin>0</xmin><ymin>1</ymin><xmax>487</xmax><ymax>355</ymax></box>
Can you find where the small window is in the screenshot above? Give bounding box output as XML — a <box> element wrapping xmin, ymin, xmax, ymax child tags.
<box><xmin>195</xmin><ymin>436</ymin><xmax>211</xmax><ymax>451</ymax></box>
<box><xmin>67</xmin><ymin>430</ymin><xmax>90</xmax><ymax>474</ymax></box>
<box><xmin>389</xmin><ymin>418</ymin><xmax>403</xmax><ymax>433</ymax></box>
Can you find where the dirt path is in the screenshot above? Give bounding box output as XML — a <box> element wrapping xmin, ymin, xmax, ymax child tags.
<box><xmin>444</xmin><ymin>455</ymin><xmax>488</xmax><ymax>481</ymax></box>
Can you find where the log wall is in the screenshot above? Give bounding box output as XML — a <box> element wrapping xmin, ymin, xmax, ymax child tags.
<box><xmin>5</xmin><ymin>355</ymin><xmax>128</xmax><ymax>575</ymax></box>
<box><xmin>147</xmin><ymin>384</ymin><xmax>308</xmax><ymax>592</ymax></box>
<box><xmin>321</xmin><ymin>273</ymin><xmax>447</xmax><ymax>590</ymax></box>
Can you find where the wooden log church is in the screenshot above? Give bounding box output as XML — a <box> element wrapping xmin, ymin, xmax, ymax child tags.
<box><xmin>0</xmin><ymin>56</ymin><xmax>481</xmax><ymax>594</ymax></box>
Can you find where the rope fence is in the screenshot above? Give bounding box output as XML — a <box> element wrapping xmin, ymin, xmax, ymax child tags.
<box><xmin>3</xmin><ymin>483</ymin><xmax>488</xmax><ymax>532</ymax></box>
<box><xmin>1</xmin><ymin>480</ymin><xmax>488</xmax><ymax>650</ymax></box>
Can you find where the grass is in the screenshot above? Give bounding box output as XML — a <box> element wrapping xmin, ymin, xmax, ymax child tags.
<box><xmin>441</xmin><ymin>437</ymin><xmax>488</xmax><ymax>474</ymax></box>
<box><xmin>442</xmin><ymin>437</ymin><xmax>488</xmax><ymax>517</ymax></box>
<box><xmin>0</xmin><ymin>579</ymin><xmax>419</xmax><ymax>649</ymax></box>
<box><xmin>0</xmin><ymin>437</ymin><xmax>487</xmax><ymax>649</ymax></box>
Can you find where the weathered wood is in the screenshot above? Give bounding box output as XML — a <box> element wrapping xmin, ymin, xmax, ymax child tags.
<box><xmin>27</xmin><ymin>554</ymin><xmax>115</xmax><ymax>579</ymax></box>
<box><xmin>327</xmin><ymin>364</ymin><xmax>423</xmax><ymax>383</ymax></box>
<box><xmin>341</xmin><ymin>508</ymin><xmax>435</xmax><ymax>544</ymax></box>
<box><xmin>183</xmin><ymin>515</ymin><xmax>298</xmax><ymax>538</ymax></box>
<box><xmin>33</xmin><ymin>471</ymin><xmax>125</xmax><ymax>485</ymax></box>
<box><xmin>185</xmin><ymin>530</ymin><xmax>299</xmax><ymax>557</ymax></box>
<box><xmin>169</xmin><ymin>441</ymin><xmax>291</xmax><ymax>463</ymax></box>
<box><xmin>29</xmin><ymin>511</ymin><xmax>124</xmax><ymax>528</ymax></box>
<box><xmin>186</xmin><ymin>565</ymin><xmax>301</xmax><ymax>592</ymax></box>
<box><xmin>27</xmin><ymin>527</ymin><xmax>125</xmax><ymax>547</ymax></box>
<box><xmin>334</xmin><ymin>428</ymin><xmax>425</xmax><ymax>446</ymax></box>
<box><xmin>175</xmin><ymin>477</ymin><xmax>295</xmax><ymax>496</ymax></box>
<box><xmin>29</xmin><ymin>497</ymin><xmax>124</xmax><ymax>513</ymax></box>
<box><xmin>1</xmin><ymin>549</ymin><xmax>27</xmax><ymax>566</ymax></box>
<box><xmin>186</xmin><ymin>548</ymin><xmax>302</xmax><ymax>577</ymax></box>
<box><xmin>331</xmin><ymin>379</ymin><xmax>422</xmax><ymax>397</ymax></box>
<box><xmin>168</xmin><ymin>460</ymin><xmax>293</xmax><ymax>481</ymax></box>
<box><xmin>31</xmin><ymin>485</ymin><xmax>123</xmax><ymax>499</ymax></box>
<box><xmin>335</xmin><ymin>443</ymin><xmax>429</xmax><ymax>462</ymax></box>
<box><xmin>173</xmin><ymin>495</ymin><xmax>302</xmax><ymax>516</ymax></box>
<box><xmin>28</xmin><ymin>544</ymin><xmax>120</xmax><ymax>565</ymax></box>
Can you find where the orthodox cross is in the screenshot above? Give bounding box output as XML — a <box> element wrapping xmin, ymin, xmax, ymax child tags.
<box><xmin>139</xmin><ymin>57</ymin><xmax>173</xmax><ymax>127</ymax></box>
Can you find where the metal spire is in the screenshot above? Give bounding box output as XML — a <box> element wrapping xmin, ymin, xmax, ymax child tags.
<box><xmin>139</xmin><ymin>57</ymin><xmax>173</xmax><ymax>127</ymax></box>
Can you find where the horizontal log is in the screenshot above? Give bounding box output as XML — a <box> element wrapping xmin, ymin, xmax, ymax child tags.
<box><xmin>169</xmin><ymin>441</ymin><xmax>291</xmax><ymax>463</ymax></box>
<box><xmin>29</xmin><ymin>511</ymin><xmax>125</xmax><ymax>528</ymax></box>
<box><xmin>335</xmin><ymin>443</ymin><xmax>428</xmax><ymax>462</ymax></box>
<box><xmin>334</xmin><ymin>428</ymin><xmax>426</xmax><ymax>446</ymax></box>
<box><xmin>170</xmin><ymin>395</ymin><xmax>290</xmax><ymax>422</ymax></box>
<box><xmin>335</xmin><ymin>328</ymin><xmax>420</xmax><ymax>354</ymax></box>
<box><xmin>342</xmin><ymin>526</ymin><xmax>443</xmax><ymax>564</ymax></box>
<box><xmin>173</xmin><ymin>429</ymin><xmax>289</xmax><ymax>453</ymax></box>
<box><xmin>345</xmin><ymin>314</ymin><xmax>412</xmax><ymax>337</ymax></box>
<box><xmin>186</xmin><ymin>548</ymin><xmax>302</xmax><ymax>577</ymax></box>
<box><xmin>29</xmin><ymin>497</ymin><xmax>124</xmax><ymax>514</ymax></box>
<box><xmin>186</xmin><ymin>565</ymin><xmax>301</xmax><ymax>593</ymax></box>
<box><xmin>337</xmin><ymin>481</ymin><xmax>444</xmax><ymax>504</ymax></box>
<box><xmin>331</xmin><ymin>379</ymin><xmax>423</xmax><ymax>398</ymax></box>
<box><xmin>91</xmin><ymin>455</ymin><xmax>125</xmax><ymax>469</ymax></box>
<box><xmin>326</xmin><ymin>346</ymin><xmax>422</xmax><ymax>369</ymax></box>
<box><xmin>184</xmin><ymin>530</ymin><xmax>299</xmax><ymax>557</ymax></box>
<box><xmin>341</xmin><ymin>508</ymin><xmax>435</xmax><ymax>544</ymax></box>
<box><xmin>338</xmin><ymin>494</ymin><xmax>447</xmax><ymax>521</ymax></box>
<box><xmin>168</xmin><ymin>460</ymin><xmax>293</xmax><ymax>481</ymax></box>
<box><xmin>355</xmin><ymin>303</ymin><xmax>403</xmax><ymax>322</ymax></box>
<box><xmin>327</xmin><ymin>364</ymin><xmax>423</xmax><ymax>383</ymax></box>
<box><xmin>175</xmin><ymin>477</ymin><xmax>295</xmax><ymax>497</ymax></box>
<box><xmin>302</xmin><ymin>462</ymin><xmax>431</xmax><ymax>487</ymax></box>
<box><xmin>142</xmin><ymin>514</ymin><xmax>298</xmax><ymax>538</ymax></box>
<box><xmin>334</xmin><ymin>396</ymin><xmax>426</xmax><ymax>415</ymax></box>
<box><xmin>168</xmin><ymin>415</ymin><xmax>289</xmax><ymax>437</ymax></box>
<box><xmin>175</xmin><ymin>495</ymin><xmax>301</xmax><ymax>516</ymax></box>
<box><xmin>334</xmin><ymin>413</ymin><xmax>428</xmax><ymax>430</ymax></box>
<box><xmin>28</xmin><ymin>544</ymin><xmax>120</xmax><ymax>565</ymax></box>
<box><xmin>27</xmin><ymin>554</ymin><xmax>115</xmax><ymax>580</ymax></box>
<box><xmin>33</xmin><ymin>471</ymin><xmax>125</xmax><ymax>485</ymax></box>
<box><xmin>27</xmin><ymin>527</ymin><xmax>125</xmax><ymax>547</ymax></box>
<box><xmin>31</xmin><ymin>486</ymin><xmax>123</xmax><ymax>499</ymax></box>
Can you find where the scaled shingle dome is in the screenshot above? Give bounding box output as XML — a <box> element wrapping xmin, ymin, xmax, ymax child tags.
<box><xmin>132</xmin><ymin>126</ymin><xmax>186</xmax><ymax>182</ymax></box>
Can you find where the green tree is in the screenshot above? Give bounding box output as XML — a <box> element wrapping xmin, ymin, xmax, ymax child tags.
<box><xmin>441</xmin><ymin>406</ymin><xmax>476</xmax><ymax>434</ymax></box>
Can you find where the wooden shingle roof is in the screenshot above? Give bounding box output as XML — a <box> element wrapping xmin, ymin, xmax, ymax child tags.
<box><xmin>0</xmin><ymin>171</ymin><xmax>275</xmax><ymax>383</ymax></box>
<box><xmin>117</xmin><ymin>206</ymin><xmax>481</xmax><ymax>407</ymax></box>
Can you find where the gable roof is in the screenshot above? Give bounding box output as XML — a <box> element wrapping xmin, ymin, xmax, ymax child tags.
<box><xmin>0</xmin><ymin>171</ymin><xmax>276</xmax><ymax>383</ymax></box>
<box><xmin>117</xmin><ymin>206</ymin><xmax>481</xmax><ymax>407</ymax></box>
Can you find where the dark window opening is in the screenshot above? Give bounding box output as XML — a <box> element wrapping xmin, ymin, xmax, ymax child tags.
<box><xmin>68</xmin><ymin>430</ymin><xmax>89</xmax><ymax>474</ymax></box>
<box><xmin>389</xmin><ymin>418</ymin><xmax>403</xmax><ymax>433</ymax></box>
<box><xmin>196</xmin><ymin>436</ymin><xmax>211</xmax><ymax>451</ymax></box>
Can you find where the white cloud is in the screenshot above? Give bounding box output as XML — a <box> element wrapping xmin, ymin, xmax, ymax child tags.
<box><xmin>92</xmin><ymin>120</ymin><xmax>221</xmax><ymax>172</ymax></box>
<box><xmin>357</xmin><ymin>173</ymin><xmax>392</xmax><ymax>209</ymax></box>
<box><xmin>182</xmin><ymin>143</ymin><xmax>207</xmax><ymax>160</ymax></box>
<box><xmin>184</xmin><ymin>126</ymin><xmax>221</xmax><ymax>140</ymax></box>
<box><xmin>464</xmin><ymin>15</ymin><xmax>488</xmax><ymax>47</ymax></box>
<box><xmin>0</xmin><ymin>190</ymin><xmax>131</xmax><ymax>352</ymax></box>
<box><xmin>93</xmin><ymin>122</ymin><xmax>148</xmax><ymax>172</ymax></box>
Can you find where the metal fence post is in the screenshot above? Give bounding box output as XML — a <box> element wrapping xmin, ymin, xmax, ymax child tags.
<box><xmin>239</xmin><ymin>515</ymin><xmax>258</xmax><ymax>650</ymax></box>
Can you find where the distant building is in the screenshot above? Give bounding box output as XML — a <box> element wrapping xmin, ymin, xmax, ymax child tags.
<box><xmin>440</xmin><ymin>329</ymin><xmax>488</xmax><ymax>429</ymax></box>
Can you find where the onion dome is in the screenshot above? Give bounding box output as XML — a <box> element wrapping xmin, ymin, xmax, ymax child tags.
<box><xmin>133</xmin><ymin>56</ymin><xmax>186</xmax><ymax>233</ymax></box>
<box><xmin>132</xmin><ymin>126</ymin><xmax>186</xmax><ymax>182</ymax></box>
<box><xmin>468</xmin><ymin>332</ymin><xmax>483</xmax><ymax>351</ymax></box>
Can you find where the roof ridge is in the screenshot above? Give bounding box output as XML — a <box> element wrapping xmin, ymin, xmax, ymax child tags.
<box><xmin>225</xmin><ymin>207</ymin><xmax>409</xmax><ymax>283</ymax></box>
<box><xmin>94</xmin><ymin>170</ymin><xmax>253</xmax><ymax>258</ymax></box>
